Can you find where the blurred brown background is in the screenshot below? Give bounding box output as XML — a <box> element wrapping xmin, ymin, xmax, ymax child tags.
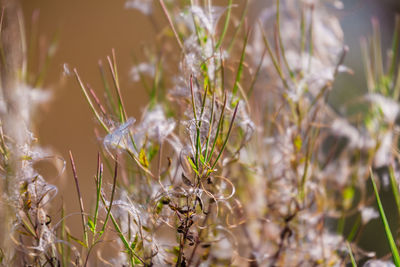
<box><xmin>21</xmin><ymin>0</ymin><xmax>156</xmax><ymax>216</ymax></box>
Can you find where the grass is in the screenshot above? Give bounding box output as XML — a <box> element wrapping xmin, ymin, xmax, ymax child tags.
<box><xmin>0</xmin><ymin>0</ymin><xmax>400</xmax><ymax>266</ymax></box>
<box><xmin>370</xmin><ymin>169</ymin><xmax>400</xmax><ymax>266</ymax></box>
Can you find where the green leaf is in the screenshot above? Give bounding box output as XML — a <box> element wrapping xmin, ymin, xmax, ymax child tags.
<box><xmin>21</xmin><ymin>155</ymin><xmax>33</xmax><ymax>161</ymax></box>
<box><xmin>131</xmin><ymin>234</ymin><xmax>138</xmax><ymax>250</ymax></box>
<box><xmin>98</xmin><ymin>230</ymin><xmax>104</xmax><ymax>237</ymax></box>
<box><xmin>139</xmin><ymin>148</ymin><xmax>149</xmax><ymax>168</ymax></box>
<box><xmin>67</xmin><ymin>231</ymin><xmax>87</xmax><ymax>248</ymax></box>
<box><xmin>343</xmin><ymin>187</ymin><xmax>354</xmax><ymax>210</ymax></box>
<box><xmin>134</xmin><ymin>256</ymin><xmax>141</xmax><ymax>265</ymax></box>
<box><xmin>156</xmin><ymin>201</ymin><xmax>164</xmax><ymax>214</ymax></box>
<box><xmin>200</xmin><ymin>153</ymin><xmax>206</xmax><ymax>165</ymax></box>
<box><xmin>294</xmin><ymin>134</ymin><xmax>302</xmax><ymax>152</ymax></box>
<box><xmin>147</xmin><ymin>144</ymin><xmax>159</xmax><ymax>162</ymax></box>
<box><xmin>187</xmin><ymin>156</ymin><xmax>200</xmax><ymax>176</ymax></box>
<box><xmin>370</xmin><ymin>169</ymin><xmax>400</xmax><ymax>266</ymax></box>
<box><xmin>87</xmin><ymin>217</ymin><xmax>95</xmax><ymax>233</ymax></box>
<box><xmin>206</xmin><ymin>168</ymin><xmax>215</xmax><ymax>177</ymax></box>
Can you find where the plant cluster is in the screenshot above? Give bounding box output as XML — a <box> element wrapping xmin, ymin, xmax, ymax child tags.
<box><xmin>0</xmin><ymin>0</ymin><xmax>400</xmax><ymax>266</ymax></box>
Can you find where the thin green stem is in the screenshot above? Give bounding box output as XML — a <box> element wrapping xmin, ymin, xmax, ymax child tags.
<box><xmin>276</xmin><ymin>0</ymin><xmax>294</xmax><ymax>79</ymax></box>
<box><xmin>211</xmin><ymin>101</ymin><xmax>239</xmax><ymax>170</ymax></box>
<box><xmin>346</xmin><ymin>242</ymin><xmax>357</xmax><ymax>267</ymax></box>
<box><xmin>215</xmin><ymin>0</ymin><xmax>232</xmax><ymax>50</ymax></box>
<box><xmin>204</xmin><ymin>91</ymin><xmax>215</xmax><ymax>163</ymax></box>
<box><xmin>74</xmin><ymin>69</ymin><xmax>110</xmax><ymax>133</ymax></box>
<box><xmin>206</xmin><ymin>92</ymin><xmax>227</xmax><ymax>165</ymax></box>
<box><xmin>258</xmin><ymin>21</ymin><xmax>289</xmax><ymax>89</ymax></box>
<box><xmin>107</xmin><ymin>50</ymin><xmax>128</xmax><ymax>123</ymax></box>
<box><xmin>93</xmin><ymin>153</ymin><xmax>103</xmax><ymax>238</ymax></box>
<box><xmin>227</xmin><ymin>0</ymin><xmax>248</xmax><ymax>53</ymax></box>
<box><xmin>370</xmin><ymin>169</ymin><xmax>400</xmax><ymax>266</ymax></box>
<box><xmin>101</xmin><ymin>156</ymin><xmax>119</xmax><ymax>235</ymax></box>
<box><xmin>232</xmin><ymin>30</ymin><xmax>250</xmax><ymax>99</ymax></box>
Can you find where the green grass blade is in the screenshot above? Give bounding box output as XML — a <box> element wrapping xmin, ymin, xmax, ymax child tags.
<box><xmin>150</xmin><ymin>59</ymin><xmax>162</xmax><ymax>108</ymax></box>
<box><xmin>276</xmin><ymin>0</ymin><xmax>294</xmax><ymax>79</ymax></box>
<box><xmin>220</xmin><ymin>52</ymin><xmax>225</xmax><ymax>94</ymax></box>
<box><xmin>211</xmin><ymin>101</ymin><xmax>239</xmax><ymax>170</ymax></box>
<box><xmin>361</xmin><ymin>38</ymin><xmax>376</xmax><ymax>92</ymax></box>
<box><xmin>370</xmin><ymin>168</ymin><xmax>400</xmax><ymax>266</ymax></box>
<box><xmin>74</xmin><ymin>69</ymin><xmax>110</xmax><ymax>133</ymax></box>
<box><xmin>389</xmin><ymin>14</ymin><xmax>400</xmax><ymax>79</ymax></box>
<box><xmin>259</xmin><ymin>21</ymin><xmax>288</xmax><ymax>89</ymax></box>
<box><xmin>107</xmin><ymin>50</ymin><xmax>128</xmax><ymax>123</ymax></box>
<box><xmin>346</xmin><ymin>214</ymin><xmax>361</xmax><ymax>242</ymax></box>
<box><xmin>372</xmin><ymin>19</ymin><xmax>384</xmax><ymax>80</ymax></box>
<box><xmin>206</xmin><ymin>92</ymin><xmax>227</xmax><ymax>165</ymax></box>
<box><xmin>101</xmin><ymin>157</ymin><xmax>119</xmax><ymax>235</ymax></box>
<box><xmin>98</xmin><ymin>60</ymin><xmax>118</xmax><ymax>116</ymax></box>
<box><xmin>300</xmin><ymin>6</ymin><xmax>306</xmax><ymax>57</ymax></box>
<box><xmin>307</xmin><ymin>5</ymin><xmax>314</xmax><ymax>73</ymax></box>
<box><xmin>232</xmin><ymin>30</ymin><xmax>249</xmax><ymax>99</ymax></box>
<box><xmin>93</xmin><ymin>153</ymin><xmax>103</xmax><ymax>235</ymax></box>
<box><xmin>60</xmin><ymin>203</ymin><xmax>67</xmax><ymax>267</ymax></box>
<box><xmin>189</xmin><ymin>0</ymin><xmax>205</xmax><ymax>49</ymax></box>
<box><xmin>196</xmin><ymin>85</ymin><xmax>208</xmax><ymax>168</ymax></box>
<box><xmin>215</xmin><ymin>0</ymin><xmax>232</xmax><ymax>50</ymax></box>
<box><xmin>34</xmin><ymin>31</ymin><xmax>59</xmax><ymax>87</ymax></box>
<box><xmin>100</xmin><ymin>192</ymin><xmax>145</xmax><ymax>266</ymax></box>
<box><xmin>395</xmin><ymin>65</ymin><xmax>400</xmax><ymax>100</ymax></box>
<box><xmin>346</xmin><ymin>242</ymin><xmax>357</xmax><ymax>267</ymax></box>
<box><xmin>389</xmin><ymin>165</ymin><xmax>400</xmax><ymax>217</ymax></box>
<box><xmin>189</xmin><ymin>75</ymin><xmax>200</xmax><ymax>168</ymax></box>
<box><xmin>204</xmin><ymin>91</ymin><xmax>215</xmax><ymax>163</ymax></box>
<box><xmin>227</xmin><ymin>0</ymin><xmax>248</xmax><ymax>53</ymax></box>
<box><xmin>247</xmin><ymin>47</ymin><xmax>266</xmax><ymax>97</ymax></box>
